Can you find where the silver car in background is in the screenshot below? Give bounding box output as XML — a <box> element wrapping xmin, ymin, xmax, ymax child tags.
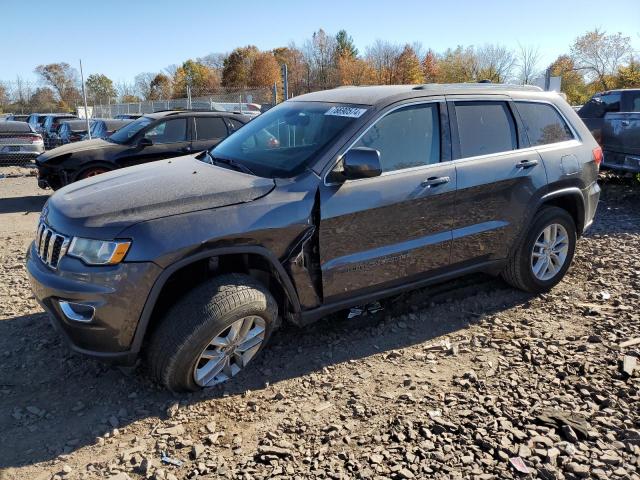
<box><xmin>0</xmin><ymin>121</ymin><xmax>44</xmax><ymax>165</ymax></box>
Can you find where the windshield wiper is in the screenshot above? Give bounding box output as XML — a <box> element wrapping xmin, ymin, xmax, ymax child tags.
<box><xmin>204</xmin><ymin>151</ymin><xmax>256</xmax><ymax>176</ymax></box>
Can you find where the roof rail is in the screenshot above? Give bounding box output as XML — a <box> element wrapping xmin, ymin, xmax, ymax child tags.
<box><xmin>150</xmin><ymin>108</ymin><xmax>231</xmax><ymax>114</ymax></box>
<box><xmin>412</xmin><ymin>83</ymin><xmax>543</xmax><ymax>92</ymax></box>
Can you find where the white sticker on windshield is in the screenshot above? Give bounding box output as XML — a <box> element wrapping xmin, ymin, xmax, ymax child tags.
<box><xmin>324</xmin><ymin>106</ymin><xmax>367</xmax><ymax>118</ymax></box>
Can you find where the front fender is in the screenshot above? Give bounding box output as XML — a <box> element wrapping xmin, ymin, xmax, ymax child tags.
<box><xmin>127</xmin><ymin>245</ymin><xmax>301</xmax><ymax>356</ymax></box>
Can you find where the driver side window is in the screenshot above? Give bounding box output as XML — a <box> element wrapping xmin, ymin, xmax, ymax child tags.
<box><xmin>144</xmin><ymin>118</ymin><xmax>187</xmax><ymax>144</ymax></box>
<box><xmin>352</xmin><ymin>103</ymin><xmax>440</xmax><ymax>172</ymax></box>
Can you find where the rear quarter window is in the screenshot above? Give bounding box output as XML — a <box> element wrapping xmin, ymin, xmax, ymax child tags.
<box><xmin>516</xmin><ymin>102</ymin><xmax>574</xmax><ymax>146</ymax></box>
<box><xmin>454</xmin><ymin>101</ymin><xmax>517</xmax><ymax>158</ymax></box>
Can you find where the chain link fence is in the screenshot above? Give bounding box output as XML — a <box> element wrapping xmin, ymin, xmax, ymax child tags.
<box><xmin>1</xmin><ymin>80</ymin><xmax>276</xmax><ymax>117</ymax></box>
<box><xmin>93</xmin><ymin>87</ymin><xmax>276</xmax><ymax>118</ymax></box>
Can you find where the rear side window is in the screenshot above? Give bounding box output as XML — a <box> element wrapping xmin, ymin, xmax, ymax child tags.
<box><xmin>194</xmin><ymin>117</ymin><xmax>228</xmax><ymax>140</ymax></box>
<box><xmin>516</xmin><ymin>102</ymin><xmax>574</xmax><ymax>146</ymax></box>
<box><xmin>579</xmin><ymin>92</ymin><xmax>622</xmax><ymax>118</ymax></box>
<box><xmin>454</xmin><ymin>101</ymin><xmax>517</xmax><ymax>158</ymax></box>
<box><xmin>626</xmin><ymin>91</ymin><xmax>640</xmax><ymax>112</ymax></box>
<box><xmin>600</xmin><ymin>93</ymin><xmax>621</xmax><ymax>113</ymax></box>
<box><xmin>353</xmin><ymin>103</ymin><xmax>440</xmax><ymax>172</ymax></box>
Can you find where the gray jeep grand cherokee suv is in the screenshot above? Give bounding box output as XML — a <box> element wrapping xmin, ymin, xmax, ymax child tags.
<box><xmin>27</xmin><ymin>84</ymin><xmax>601</xmax><ymax>391</ymax></box>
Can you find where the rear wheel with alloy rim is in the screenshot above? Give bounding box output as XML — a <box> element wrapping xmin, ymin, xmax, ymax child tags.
<box><xmin>530</xmin><ymin>223</ymin><xmax>570</xmax><ymax>281</ymax></box>
<box><xmin>502</xmin><ymin>206</ymin><xmax>576</xmax><ymax>293</ymax></box>
<box><xmin>147</xmin><ymin>273</ymin><xmax>277</xmax><ymax>392</ymax></box>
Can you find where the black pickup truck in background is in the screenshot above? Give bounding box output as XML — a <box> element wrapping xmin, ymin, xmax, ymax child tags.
<box><xmin>578</xmin><ymin>89</ymin><xmax>640</xmax><ymax>173</ymax></box>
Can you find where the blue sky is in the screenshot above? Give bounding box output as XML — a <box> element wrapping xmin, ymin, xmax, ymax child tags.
<box><xmin>1</xmin><ymin>0</ymin><xmax>638</xmax><ymax>84</ymax></box>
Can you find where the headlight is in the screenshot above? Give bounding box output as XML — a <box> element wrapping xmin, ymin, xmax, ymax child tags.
<box><xmin>67</xmin><ymin>237</ymin><xmax>131</xmax><ymax>265</ymax></box>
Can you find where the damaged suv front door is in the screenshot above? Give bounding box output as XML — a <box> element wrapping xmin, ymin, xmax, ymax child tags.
<box><xmin>318</xmin><ymin>100</ymin><xmax>456</xmax><ymax>302</ymax></box>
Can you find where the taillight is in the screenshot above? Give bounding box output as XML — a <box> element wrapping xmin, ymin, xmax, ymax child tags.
<box><xmin>15</xmin><ymin>135</ymin><xmax>42</xmax><ymax>143</ymax></box>
<box><xmin>592</xmin><ymin>146</ymin><xmax>603</xmax><ymax>169</ymax></box>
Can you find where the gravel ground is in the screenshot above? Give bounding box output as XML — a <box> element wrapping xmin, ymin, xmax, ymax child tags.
<box><xmin>0</xmin><ymin>172</ymin><xmax>638</xmax><ymax>480</ymax></box>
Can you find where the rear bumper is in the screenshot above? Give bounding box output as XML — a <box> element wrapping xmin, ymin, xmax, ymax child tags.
<box><xmin>0</xmin><ymin>145</ymin><xmax>43</xmax><ymax>164</ymax></box>
<box><xmin>26</xmin><ymin>242</ymin><xmax>162</xmax><ymax>364</ymax></box>
<box><xmin>602</xmin><ymin>151</ymin><xmax>640</xmax><ymax>173</ymax></box>
<box><xmin>582</xmin><ymin>181</ymin><xmax>601</xmax><ymax>233</ymax></box>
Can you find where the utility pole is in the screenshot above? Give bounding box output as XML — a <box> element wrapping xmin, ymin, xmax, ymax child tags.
<box><xmin>544</xmin><ymin>67</ymin><xmax>551</xmax><ymax>91</ymax></box>
<box><xmin>79</xmin><ymin>59</ymin><xmax>91</xmax><ymax>139</ymax></box>
<box><xmin>281</xmin><ymin>63</ymin><xmax>289</xmax><ymax>101</ymax></box>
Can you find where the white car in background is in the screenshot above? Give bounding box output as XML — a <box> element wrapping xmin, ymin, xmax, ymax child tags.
<box><xmin>0</xmin><ymin>121</ymin><xmax>44</xmax><ymax>165</ymax></box>
<box><xmin>212</xmin><ymin>102</ymin><xmax>262</xmax><ymax>118</ymax></box>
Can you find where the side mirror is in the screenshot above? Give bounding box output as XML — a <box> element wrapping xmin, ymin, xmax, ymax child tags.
<box><xmin>339</xmin><ymin>147</ymin><xmax>382</xmax><ymax>180</ymax></box>
<box><xmin>138</xmin><ymin>137</ymin><xmax>153</xmax><ymax>148</ymax></box>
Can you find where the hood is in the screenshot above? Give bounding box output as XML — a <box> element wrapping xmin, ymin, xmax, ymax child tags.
<box><xmin>38</xmin><ymin>138</ymin><xmax>117</xmax><ymax>162</ymax></box>
<box><xmin>45</xmin><ymin>155</ymin><xmax>275</xmax><ymax>238</ymax></box>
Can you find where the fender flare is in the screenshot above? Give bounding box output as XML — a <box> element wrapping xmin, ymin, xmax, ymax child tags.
<box><xmin>535</xmin><ymin>187</ymin><xmax>586</xmax><ymax>233</ymax></box>
<box><xmin>128</xmin><ymin>246</ymin><xmax>302</xmax><ymax>355</ymax></box>
<box><xmin>506</xmin><ymin>187</ymin><xmax>586</xmax><ymax>262</ymax></box>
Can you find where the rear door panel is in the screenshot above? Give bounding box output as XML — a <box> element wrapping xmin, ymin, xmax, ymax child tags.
<box><xmin>448</xmin><ymin>97</ymin><xmax>547</xmax><ymax>264</ymax></box>
<box><xmin>451</xmin><ymin>149</ymin><xmax>546</xmax><ymax>263</ymax></box>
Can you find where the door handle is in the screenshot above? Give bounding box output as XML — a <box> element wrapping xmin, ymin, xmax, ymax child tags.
<box><xmin>181</xmin><ymin>146</ymin><xmax>192</xmax><ymax>153</ymax></box>
<box><xmin>421</xmin><ymin>176</ymin><xmax>450</xmax><ymax>187</ymax></box>
<box><xmin>517</xmin><ymin>159</ymin><xmax>539</xmax><ymax>169</ymax></box>
<box><xmin>621</xmin><ymin>120</ymin><xmax>630</xmax><ymax>127</ymax></box>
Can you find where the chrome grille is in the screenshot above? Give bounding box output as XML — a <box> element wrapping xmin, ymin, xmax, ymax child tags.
<box><xmin>35</xmin><ymin>222</ymin><xmax>70</xmax><ymax>269</ymax></box>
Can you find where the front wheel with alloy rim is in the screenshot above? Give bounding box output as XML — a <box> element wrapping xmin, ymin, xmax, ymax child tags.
<box><xmin>146</xmin><ymin>274</ymin><xmax>277</xmax><ymax>392</ymax></box>
<box><xmin>78</xmin><ymin>166</ymin><xmax>111</xmax><ymax>180</ymax></box>
<box><xmin>502</xmin><ymin>206</ymin><xmax>577</xmax><ymax>293</ymax></box>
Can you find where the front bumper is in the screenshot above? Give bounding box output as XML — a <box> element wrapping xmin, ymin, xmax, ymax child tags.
<box><xmin>26</xmin><ymin>242</ymin><xmax>162</xmax><ymax>364</ymax></box>
<box><xmin>36</xmin><ymin>162</ymin><xmax>65</xmax><ymax>190</ymax></box>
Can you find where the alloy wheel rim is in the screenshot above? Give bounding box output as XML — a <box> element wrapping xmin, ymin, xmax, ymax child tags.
<box><xmin>193</xmin><ymin>315</ymin><xmax>266</xmax><ymax>387</ymax></box>
<box><xmin>84</xmin><ymin>168</ymin><xmax>108</xmax><ymax>178</ymax></box>
<box><xmin>530</xmin><ymin>223</ymin><xmax>569</xmax><ymax>281</ymax></box>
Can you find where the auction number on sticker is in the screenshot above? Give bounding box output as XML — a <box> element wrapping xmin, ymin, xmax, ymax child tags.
<box><xmin>324</xmin><ymin>106</ymin><xmax>368</xmax><ymax>118</ymax></box>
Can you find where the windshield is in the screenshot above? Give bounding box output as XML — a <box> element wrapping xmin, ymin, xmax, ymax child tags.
<box><xmin>211</xmin><ymin>101</ymin><xmax>368</xmax><ymax>177</ymax></box>
<box><xmin>109</xmin><ymin>116</ymin><xmax>153</xmax><ymax>143</ymax></box>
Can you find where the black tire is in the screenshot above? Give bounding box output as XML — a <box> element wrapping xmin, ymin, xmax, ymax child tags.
<box><xmin>502</xmin><ymin>206</ymin><xmax>576</xmax><ymax>293</ymax></box>
<box><xmin>146</xmin><ymin>273</ymin><xmax>278</xmax><ymax>392</ymax></box>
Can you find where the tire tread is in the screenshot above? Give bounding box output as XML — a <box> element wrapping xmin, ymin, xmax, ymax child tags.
<box><xmin>146</xmin><ymin>273</ymin><xmax>277</xmax><ymax>391</ymax></box>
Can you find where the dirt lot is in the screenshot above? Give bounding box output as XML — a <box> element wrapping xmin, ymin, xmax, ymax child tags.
<box><xmin>0</xmin><ymin>170</ymin><xmax>638</xmax><ymax>480</ymax></box>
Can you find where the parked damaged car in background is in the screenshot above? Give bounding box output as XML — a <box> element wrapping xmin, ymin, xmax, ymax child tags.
<box><xmin>42</xmin><ymin>113</ymin><xmax>79</xmax><ymax>149</ymax></box>
<box><xmin>49</xmin><ymin>119</ymin><xmax>91</xmax><ymax>147</ymax></box>
<box><xmin>85</xmin><ymin>118</ymin><xmax>132</xmax><ymax>140</ymax></box>
<box><xmin>36</xmin><ymin>110</ymin><xmax>249</xmax><ymax>189</ymax></box>
<box><xmin>27</xmin><ymin>84</ymin><xmax>601</xmax><ymax>392</ymax></box>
